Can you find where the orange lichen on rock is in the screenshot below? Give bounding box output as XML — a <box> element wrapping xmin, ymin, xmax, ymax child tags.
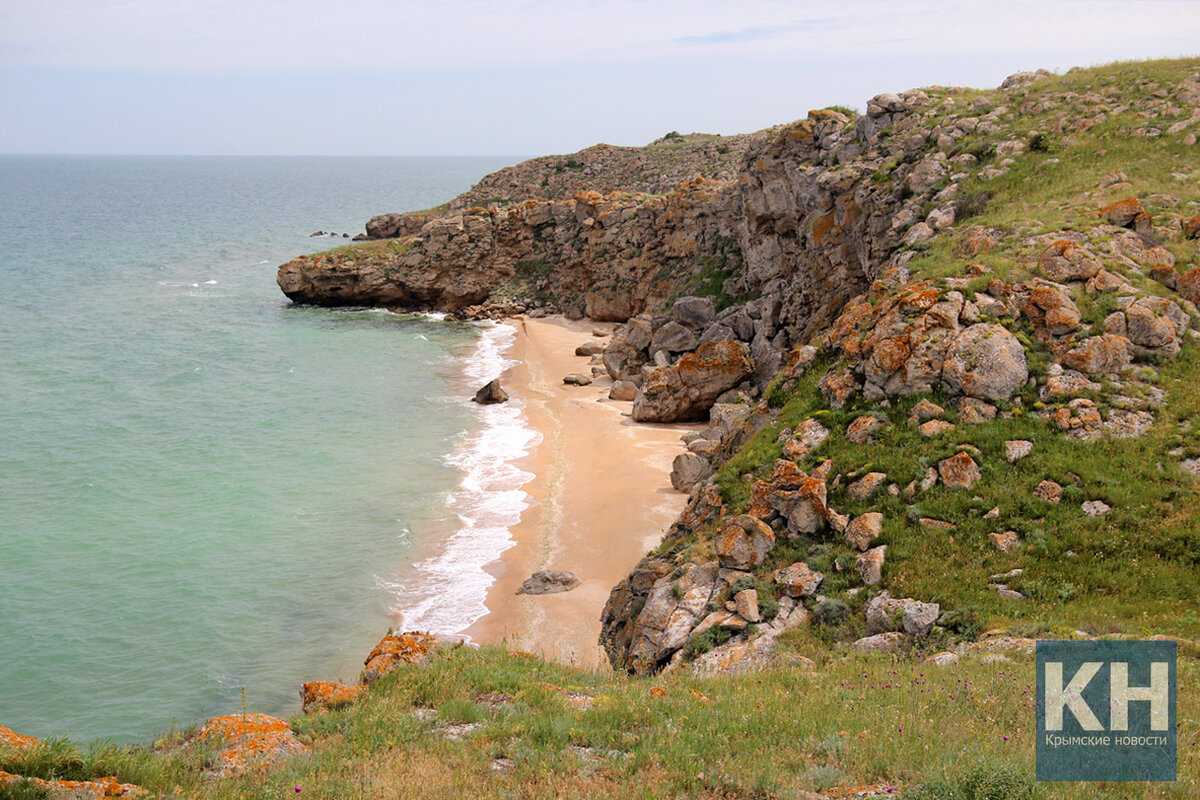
<box><xmin>190</xmin><ymin>713</ymin><xmax>309</xmax><ymax>777</ymax></box>
<box><xmin>1100</xmin><ymin>196</ymin><xmax>1145</xmax><ymax>227</ymax></box>
<box><xmin>770</xmin><ymin>458</ymin><xmax>809</xmax><ymax>488</ymax></box>
<box><xmin>1177</xmin><ymin>267</ymin><xmax>1200</xmax><ymax>305</ymax></box>
<box><xmin>938</xmin><ymin>451</ymin><xmax>982</xmax><ymax>490</ymax></box>
<box><xmin>299</xmin><ymin>681</ymin><xmax>366</xmax><ymax>714</ymax></box>
<box><xmin>811</xmin><ymin>212</ymin><xmax>838</xmax><ymax>245</ymax></box>
<box><xmin>0</xmin><ymin>723</ymin><xmax>40</xmax><ymax>751</ymax></box>
<box><xmin>361</xmin><ymin>631</ymin><xmax>438</xmax><ymax>684</ymax></box>
<box><xmin>1037</xmin><ymin>240</ymin><xmax>1102</xmax><ymax>281</ymax></box>
<box><xmin>0</xmin><ymin>771</ymin><xmax>143</xmax><ymax>799</ymax></box>
<box><xmin>1183</xmin><ymin>215</ymin><xmax>1200</xmax><ymax>239</ymax></box>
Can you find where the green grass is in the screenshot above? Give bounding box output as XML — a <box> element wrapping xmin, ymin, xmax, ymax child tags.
<box><xmin>5</xmin><ymin>642</ymin><xmax>1194</xmax><ymax>799</ymax></box>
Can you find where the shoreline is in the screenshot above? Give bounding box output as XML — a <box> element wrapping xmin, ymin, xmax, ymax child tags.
<box><xmin>460</xmin><ymin>315</ymin><xmax>697</xmax><ymax>669</ymax></box>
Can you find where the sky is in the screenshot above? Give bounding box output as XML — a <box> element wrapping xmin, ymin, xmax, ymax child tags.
<box><xmin>1</xmin><ymin>0</ymin><xmax>1198</xmax><ymax>156</ymax></box>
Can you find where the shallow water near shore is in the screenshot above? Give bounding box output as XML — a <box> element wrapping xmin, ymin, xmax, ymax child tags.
<box><xmin>0</xmin><ymin>154</ymin><xmax>516</xmax><ymax>742</ymax></box>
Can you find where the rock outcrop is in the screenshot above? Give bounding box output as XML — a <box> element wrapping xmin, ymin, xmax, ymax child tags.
<box><xmin>632</xmin><ymin>340</ymin><xmax>755</xmax><ymax>422</ymax></box>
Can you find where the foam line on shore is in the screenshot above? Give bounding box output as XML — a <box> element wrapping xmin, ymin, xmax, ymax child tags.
<box><xmin>380</xmin><ymin>322</ymin><xmax>540</xmax><ymax>634</ymax></box>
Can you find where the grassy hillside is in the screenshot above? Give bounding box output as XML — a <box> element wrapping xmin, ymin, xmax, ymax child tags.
<box><xmin>1</xmin><ymin>642</ymin><xmax>1196</xmax><ymax>799</ymax></box>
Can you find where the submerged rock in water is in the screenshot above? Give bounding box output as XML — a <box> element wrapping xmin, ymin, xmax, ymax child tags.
<box><xmin>473</xmin><ymin>378</ymin><xmax>509</xmax><ymax>404</ymax></box>
<box><xmin>516</xmin><ymin>570</ymin><xmax>581</xmax><ymax>595</ymax></box>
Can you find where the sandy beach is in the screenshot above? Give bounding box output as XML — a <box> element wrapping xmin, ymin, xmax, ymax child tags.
<box><xmin>463</xmin><ymin>315</ymin><xmax>697</xmax><ymax>669</ymax></box>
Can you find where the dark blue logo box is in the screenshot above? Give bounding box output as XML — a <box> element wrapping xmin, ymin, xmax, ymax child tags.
<box><xmin>1036</xmin><ymin>640</ymin><xmax>1176</xmax><ymax>781</ymax></box>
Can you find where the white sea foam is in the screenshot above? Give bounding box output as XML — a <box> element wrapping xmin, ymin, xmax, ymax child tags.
<box><xmin>381</xmin><ymin>322</ymin><xmax>540</xmax><ymax>634</ymax></box>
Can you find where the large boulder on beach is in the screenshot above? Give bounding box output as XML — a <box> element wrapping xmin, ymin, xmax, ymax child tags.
<box><xmin>473</xmin><ymin>378</ymin><xmax>509</xmax><ymax>404</ymax></box>
<box><xmin>671</xmin><ymin>452</ymin><xmax>713</xmax><ymax>492</ymax></box>
<box><xmin>632</xmin><ymin>340</ymin><xmax>754</xmax><ymax>423</ymax></box>
<box><xmin>516</xmin><ymin>570</ymin><xmax>581</xmax><ymax>595</ymax></box>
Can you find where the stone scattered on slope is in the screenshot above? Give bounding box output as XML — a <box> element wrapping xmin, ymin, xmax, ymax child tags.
<box><xmin>300</xmin><ymin>681</ymin><xmax>365</xmax><ymax>714</ymax></box>
<box><xmin>938</xmin><ymin>452</ymin><xmax>982</xmax><ymax>490</ymax></box>
<box><xmin>1005</xmin><ymin>440</ymin><xmax>1033</xmax><ymax>463</ymax></box>
<box><xmin>362</xmin><ymin>631</ymin><xmax>437</xmax><ymax>684</ymax></box>
<box><xmin>187</xmin><ymin>713</ymin><xmax>309</xmax><ymax>777</ymax></box>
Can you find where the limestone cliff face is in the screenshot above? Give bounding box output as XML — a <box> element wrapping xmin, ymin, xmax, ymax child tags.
<box><xmin>278</xmin><ymin>178</ymin><xmax>741</xmax><ymax>318</ymax></box>
<box><xmin>277</xmin><ymin>97</ymin><xmax>946</xmax><ymax>346</ymax></box>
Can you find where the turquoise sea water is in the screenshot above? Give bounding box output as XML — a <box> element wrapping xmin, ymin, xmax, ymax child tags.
<box><xmin>0</xmin><ymin>155</ymin><xmax>519</xmax><ymax>743</ymax></box>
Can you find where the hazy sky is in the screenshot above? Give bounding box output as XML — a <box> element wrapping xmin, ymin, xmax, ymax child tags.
<box><xmin>2</xmin><ymin>0</ymin><xmax>1197</xmax><ymax>156</ymax></box>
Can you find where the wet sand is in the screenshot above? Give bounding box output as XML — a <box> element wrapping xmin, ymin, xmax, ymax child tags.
<box><xmin>463</xmin><ymin>315</ymin><xmax>698</xmax><ymax>669</ymax></box>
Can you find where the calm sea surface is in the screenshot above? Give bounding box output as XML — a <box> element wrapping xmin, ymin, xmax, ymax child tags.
<box><xmin>0</xmin><ymin>155</ymin><xmax>519</xmax><ymax>742</ymax></box>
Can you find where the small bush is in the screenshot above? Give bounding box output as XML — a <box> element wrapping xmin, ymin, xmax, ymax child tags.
<box><xmin>1028</xmin><ymin>132</ymin><xmax>1060</xmax><ymax>152</ymax></box>
<box><xmin>959</xmin><ymin>763</ymin><xmax>1035</xmax><ymax>800</ymax></box>
<box><xmin>684</xmin><ymin>626</ymin><xmax>733</xmax><ymax>659</ymax></box>
<box><xmin>955</xmin><ymin>190</ymin><xmax>992</xmax><ymax>221</ymax></box>
<box><xmin>813</xmin><ymin>598</ymin><xmax>849</xmax><ymax>625</ymax></box>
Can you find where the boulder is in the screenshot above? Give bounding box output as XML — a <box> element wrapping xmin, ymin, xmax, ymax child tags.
<box><xmin>473</xmin><ymin>378</ymin><xmax>509</xmax><ymax>404</ymax></box>
<box><xmin>650</xmin><ymin>320</ymin><xmax>699</xmax><ymax>353</ymax></box>
<box><xmin>575</xmin><ymin>342</ymin><xmax>606</xmax><ymax>357</ymax></box>
<box><xmin>938</xmin><ymin>451</ymin><xmax>982</xmax><ymax>490</ymax></box>
<box><xmin>563</xmin><ymin>373</ymin><xmax>592</xmax><ymax>386</ymax></box>
<box><xmin>866</xmin><ymin>593</ymin><xmax>940</xmax><ymax>637</ymax></box>
<box><xmin>989</xmin><ymin>531</ymin><xmax>1020</xmax><ymax>552</ymax></box>
<box><xmin>672</xmin><ymin>296</ymin><xmax>717</xmax><ymax>329</ymax></box>
<box><xmin>774</xmin><ymin>562</ymin><xmax>824</xmax><ymax>597</ymax></box>
<box><xmin>602</xmin><ymin>341</ymin><xmax>646</xmax><ymax>381</ymax></box>
<box><xmin>909</xmin><ymin>399</ymin><xmax>945</xmax><ymax>421</ymax></box>
<box><xmin>848</xmin><ymin>473</ymin><xmax>888</xmax><ymax>502</ymax></box>
<box><xmin>763</xmin><ymin>474</ymin><xmax>828</xmax><ymax>534</ymax></box>
<box><xmin>857</xmin><ymin>545</ymin><xmax>887</xmax><ymax>585</ymax></box>
<box><xmin>1100</xmin><ymin>197</ymin><xmax>1146</xmax><ymax>227</ymax></box>
<box><xmin>852</xmin><ymin>632</ymin><xmax>907</xmax><ymax>653</ymax></box>
<box><xmin>846</xmin><ymin>415</ymin><xmax>883</xmax><ymax>443</ymax></box>
<box><xmin>1063</xmin><ymin>334</ymin><xmax>1132</xmax><ymax>375</ymax></box>
<box><xmin>715</xmin><ymin>515</ymin><xmax>776</xmax><ymax>569</ymax></box>
<box><xmin>300</xmin><ymin>681</ymin><xmax>365</xmax><ymax>714</ymax></box>
<box><xmin>632</xmin><ymin>340</ymin><xmax>755</xmax><ymax>423</ymax></box>
<box><xmin>845</xmin><ymin>512</ymin><xmax>884</xmax><ymax>551</ymax></box>
<box><xmin>670</xmin><ymin>452</ymin><xmax>713</xmax><ymax>493</ymax></box>
<box><xmin>941</xmin><ymin>323</ymin><xmax>1028</xmax><ymax>401</ymax></box>
<box><xmin>1034</xmin><ymin>480</ymin><xmax>1063</xmax><ymax>504</ymax></box>
<box><xmin>781</xmin><ymin>418</ymin><xmax>829</xmax><ymax>461</ymax></box>
<box><xmin>919</xmin><ymin>420</ymin><xmax>955</xmax><ymax>436</ymax></box>
<box><xmin>517</xmin><ymin>570</ymin><xmax>581</xmax><ymax>595</ymax></box>
<box><xmin>1038</xmin><ymin>241</ymin><xmax>1102</xmax><ymax>281</ymax></box>
<box><xmin>734</xmin><ymin>589</ymin><xmax>761</xmax><ymax>622</ymax></box>
<box><xmin>1178</xmin><ymin>268</ymin><xmax>1200</xmax><ymax>305</ymax></box>
<box><xmin>608</xmin><ymin>380</ymin><xmax>639</xmax><ymax>401</ymax></box>
<box><xmin>188</xmin><ymin>713</ymin><xmax>309</xmax><ymax>776</ymax></box>
<box><xmin>1005</xmin><ymin>440</ymin><xmax>1034</xmax><ymax>463</ymax></box>
<box><xmin>0</xmin><ymin>723</ymin><xmax>40</xmax><ymax>751</ymax></box>
<box><xmin>362</xmin><ymin>631</ymin><xmax>437</xmax><ymax>684</ymax></box>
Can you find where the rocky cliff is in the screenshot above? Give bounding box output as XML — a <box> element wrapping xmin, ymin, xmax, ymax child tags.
<box><xmin>278</xmin><ymin>58</ymin><xmax>1200</xmax><ymax>678</ymax></box>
